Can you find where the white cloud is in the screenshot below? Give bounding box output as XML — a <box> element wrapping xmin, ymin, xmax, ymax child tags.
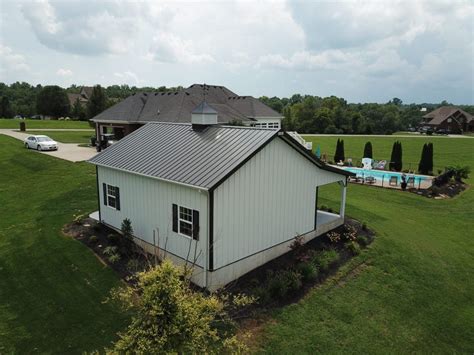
<box><xmin>113</xmin><ymin>71</ymin><xmax>143</xmax><ymax>85</ymax></box>
<box><xmin>21</xmin><ymin>0</ymin><xmax>145</xmax><ymax>55</ymax></box>
<box><xmin>148</xmin><ymin>33</ymin><xmax>215</xmax><ymax>64</ymax></box>
<box><xmin>0</xmin><ymin>45</ymin><xmax>30</xmax><ymax>73</ymax></box>
<box><xmin>56</xmin><ymin>68</ymin><xmax>72</xmax><ymax>76</ymax></box>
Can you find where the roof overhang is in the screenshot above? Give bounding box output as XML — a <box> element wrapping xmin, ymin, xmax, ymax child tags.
<box><xmin>278</xmin><ymin>131</ymin><xmax>355</xmax><ymax>177</ymax></box>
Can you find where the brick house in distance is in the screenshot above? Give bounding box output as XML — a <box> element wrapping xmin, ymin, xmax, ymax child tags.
<box><xmin>422</xmin><ymin>106</ymin><xmax>473</xmax><ymax>133</ymax></box>
<box><xmin>67</xmin><ymin>86</ymin><xmax>94</xmax><ymax>107</ymax></box>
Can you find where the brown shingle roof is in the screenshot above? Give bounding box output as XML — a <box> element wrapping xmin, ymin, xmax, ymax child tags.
<box><xmin>423</xmin><ymin>106</ymin><xmax>473</xmax><ymax>125</ymax></box>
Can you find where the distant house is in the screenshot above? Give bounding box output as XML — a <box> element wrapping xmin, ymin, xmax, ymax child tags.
<box><xmin>88</xmin><ymin>104</ymin><xmax>352</xmax><ymax>290</ymax></box>
<box><xmin>67</xmin><ymin>86</ymin><xmax>94</xmax><ymax>107</ymax></box>
<box><xmin>90</xmin><ymin>84</ymin><xmax>283</xmax><ymax>145</ymax></box>
<box><xmin>422</xmin><ymin>106</ymin><xmax>473</xmax><ymax>133</ymax></box>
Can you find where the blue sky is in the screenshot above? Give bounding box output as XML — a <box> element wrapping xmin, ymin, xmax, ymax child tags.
<box><xmin>0</xmin><ymin>0</ymin><xmax>473</xmax><ymax>104</ymax></box>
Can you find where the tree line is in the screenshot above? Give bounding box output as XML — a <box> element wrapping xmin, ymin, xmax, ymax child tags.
<box><xmin>1</xmin><ymin>82</ymin><xmax>473</xmax><ymax>131</ymax></box>
<box><xmin>260</xmin><ymin>95</ymin><xmax>474</xmax><ymax>134</ymax></box>
<box><xmin>0</xmin><ymin>82</ymin><xmax>182</xmax><ymax>121</ymax></box>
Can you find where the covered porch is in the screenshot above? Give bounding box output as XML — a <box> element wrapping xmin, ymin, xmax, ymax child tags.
<box><xmin>313</xmin><ymin>178</ymin><xmax>347</xmax><ymax>236</ymax></box>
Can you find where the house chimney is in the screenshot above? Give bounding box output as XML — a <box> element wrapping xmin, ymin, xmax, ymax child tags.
<box><xmin>191</xmin><ymin>101</ymin><xmax>218</xmax><ymax>130</ymax></box>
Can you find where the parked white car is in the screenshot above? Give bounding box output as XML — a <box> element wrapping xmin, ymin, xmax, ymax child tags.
<box><xmin>24</xmin><ymin>135</ymin><xmax>58</xmax><ymax>151</ymax></box>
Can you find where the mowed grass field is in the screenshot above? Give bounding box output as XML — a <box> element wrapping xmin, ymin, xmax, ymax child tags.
<box><xmin>0</xmin><ymin>136</ymin><xmax>127</xmax><ymax>353</ymax></box>
<box><xmin>257</xmin><ymin>136</ymin><xmax>474</xmax><ymax>353</ymax></box>
<box><xmin>0</xmin><ymin>133</ymin><xmax>473</xmax><ymax>353</ymax></box>
<box><xmin>0</xmin><ymin>118</ymin><xmax>91</xmax><ymax>129</ymax></box>
<box><xmin>26</xmin><ymin>130</ymin><xmax>94</xmax><ymax>144</ymax></box>
<box><xmin>304</xmin><ymin>135</ymin><xmax>473</xmax><ymax>173</ymax></box>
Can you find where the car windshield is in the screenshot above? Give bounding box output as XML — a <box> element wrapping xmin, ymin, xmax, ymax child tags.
<box><xmin>37</xmin><ymin>136</ymin><xmax>52</xmax><ymax>142</ymax></box>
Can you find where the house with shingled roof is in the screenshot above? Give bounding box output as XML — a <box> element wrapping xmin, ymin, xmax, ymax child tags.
<box><xmin>90</xmin><ymin>84</ymin><xmax>283</xmax><ymax>146</ymax></box>
<box><xmin>422</xmin><ymin>106</ymin><xmax>473</xmax><ymax>133</ymax></box>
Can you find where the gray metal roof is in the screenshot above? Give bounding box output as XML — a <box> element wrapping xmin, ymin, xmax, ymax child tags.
<box><xmin>89</xmin><ymin>123</ymin><xmax>279</xmax><ymax>189</ymax></box>
<box><xmin>192</xmin><ymin>101</ymin><xmax>217</xmax><ymax>114</ymax></box>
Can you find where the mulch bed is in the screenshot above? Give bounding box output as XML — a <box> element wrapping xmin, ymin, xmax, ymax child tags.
<box><xmin>222</xmin><ymin>218</ymin><xmax>375</xmax><ymax>311</ymax></box>
<box><xmin>408</xmin><ymin>181</ymin><xmax>468</xmax><ymax>199</ymax></box>
<box><xmin>64</xmin><ymin>216</ymin><xmax>375</xmax><ymax>315</ymax></box>
<box><xmin>63</xmin><ymin>218</ymin><xmax>151</xmax><ymax>281</ymax></box>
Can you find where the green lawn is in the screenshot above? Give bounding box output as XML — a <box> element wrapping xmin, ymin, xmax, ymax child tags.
<box><xmin>257</xmin><ymin>136</ymin><xmax>474</xmax><ymax>353</ymax></box>
<box><xmin>26</xmin><ymin>130</ymin><xmax>94</xmax><ymax>144</ymax></box>
<box><xmin>0</xmin><ymin>136</ymin><xmax>127</xmax><ymax>353</ymax></box>
<box><xmin>304</xmin><ymin>135</ymin><xmax>474</xmax><ymax>173</ymax></box>
<box><xmin>0</xmin><ymin>118</ymin><xmax>91</xmax><ymax>129</ymax></box>
<box><xmin>1</xmin><ymin>133</ymin><xmax>473</xmax><ymax>353</ymax></box>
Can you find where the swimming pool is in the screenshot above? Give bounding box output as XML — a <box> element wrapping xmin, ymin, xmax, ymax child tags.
<box><xmin>342</xmin><ymin>167</ymin><xmax>430</xmax><ymax>186</ymax></box>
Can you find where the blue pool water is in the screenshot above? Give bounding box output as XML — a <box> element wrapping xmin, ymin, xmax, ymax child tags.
<box><xmin>342</xmin><ymin>167</ymin><xmax>429</xmax><ymax>185</ymax></box>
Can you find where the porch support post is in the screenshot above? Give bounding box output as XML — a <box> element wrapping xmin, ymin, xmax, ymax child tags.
<box><xmin>340</xmin><ymin>178</ymin><xmax>347</xmax><ymax>219</ymax></box>
<box><xmin>314</xmin><ymin>186</ymin><xmax>319</xmax><ymax>230</ymax></box>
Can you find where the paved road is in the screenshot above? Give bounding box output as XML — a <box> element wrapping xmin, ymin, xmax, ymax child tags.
<box><xmin>0</xmin><ymin>129</ymin><xmax>97</xmax><ymax>162</ymax></box>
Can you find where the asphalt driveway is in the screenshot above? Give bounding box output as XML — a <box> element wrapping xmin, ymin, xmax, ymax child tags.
<box><xmin>0</xmin><ymin>129</ymin><xmax>97</xmax><ymax>162</ymax></box>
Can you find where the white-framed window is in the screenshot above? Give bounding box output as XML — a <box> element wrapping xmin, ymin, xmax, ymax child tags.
<box><xmin>178</xmin><ymin>206</ymin><xmax>193</xmax><ymax>237</ymax></box>
<box><xmin>103</xmin><ymin>183</ymin><xmax>120</xmax><ymax>210</ymax></box>
<box><xmin>172</xmin><ymin>204</ymin><xmax>199</xmax><ymax>240</ymax></box>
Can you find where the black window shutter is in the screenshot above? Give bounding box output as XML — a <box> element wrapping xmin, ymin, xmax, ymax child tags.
<box><xmin>102</xmin><ymin>183</ymin><xmax>107</xmax><ymax>206</ymax></box>
<box><xmin>192</xmin><ymin>210</ymin><xmax>200</xmax><ymax>240</ymax></box>
<box><xmin>172</xmin><ymin>204</ymin><xmax>178</xmax><ymax>233</ymax></box>
<box><xmin>115</xmin><ymin>187</ymin><xmax>120</xmax><ymax>211</ymax></box>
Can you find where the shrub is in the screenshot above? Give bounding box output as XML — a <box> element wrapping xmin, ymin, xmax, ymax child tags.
<box><xmin>312</xmin><ymin>249</ymin><xmax>339</xmax><ymax>271</ymax></box>
<box><xmin>320</xmin><ymin>204</ymin><xmax>328</xmax><ymax>211</ymax></box>
<box><xmin>327</xmin><ymin>207</ymin><xmax>334</xmax><ymax>213</ymax></box>
<box><xmin>334</xmin><ymin>139</ymin><xmax>345</xmax><ymax>163</ymax></box>
<box><xmin>267</xmin><ymin>270</ymin><xmax>302</xmax><ymax>299</ymax></box>
<box><xmin>108</xmin><ymin>253</ymin><xmax>121</xmax><ymax>264</ymax></box>
<box><xmin>104</xmin><ymin>246</ymin><xmax>119</xmax><ymax>257</ymax></box>
<box><xmin>126</xmin><ymin>258</ymin><xmax>142</xmax><ymax>273</ymax></box>
<box><xmin>389</xmin><ymin>141</ymin><xmax>402</xmax><ymax>171</ymax></box>
<box><xmin>89</xmin><ymin>235</ymin><xmax>98</xmax><ymax>244</ymax></box>
<box><xmin>446</xmin><ymin>165</ymin><xmax>470</xmax><ymax>182</ymax></box>
<box><xmin>363</xmin><ymin>141</ymin><xmax>373</xmax><ymax>159</ymax></box>
<box><xmin>108</xmin><ymin>233</ymin><xmax>119</xmax><ymax>245</ymax></box>
<box><xmin>108</xmin><ymin>260</ymin><xmax>248</xmax><ymax>353</ymax></box>
<box><xmin>296</xmin><ymin>262</ymin><xmax>318</xmax><ymax>282</ymax></box>
<box><xmin>267</xmin><ymin>271</ymin><xmax>288</xmax><ymax>298</ymax></box>
<box><xmin>346</xmin><ymin>241</ymin><xmax>361</xmax><ymax>255</ymax></box>
<box><xmin>342</xmin><ymin>224</ymin><xmax>358</xmax><ymax>242</ymax></box>
<box><xmin>361</xmin><ymin>222</ymin><xmax>368</xmax><ymax>231</ymax></box>
<box><xmin>253</xmin><ymin>286</ymin><xmax>271</xmax><ymax>305</ymax></box>
<box><xmin>327</xmin><ymin>231</ymin><xmax>341</xmax><ymax>244</ymax></box>
<box><xmin>356</xmin><ymin>234</ymin><xmax>370</xmax><ymax>247</ymax></box>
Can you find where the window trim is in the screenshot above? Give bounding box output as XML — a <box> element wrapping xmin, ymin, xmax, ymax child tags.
<box><xmin>177</xmin><ymin>204</ymin><xmax>193</xmax><ymax>238</ymax></box>
<box><xmin>106</xmin><ymin>184</ymin><xmax>118</xmax><ymax>210</ymax></box>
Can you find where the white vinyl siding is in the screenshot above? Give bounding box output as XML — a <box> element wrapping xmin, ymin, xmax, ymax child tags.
<box><xmin>98</xmin><ymin>167</ymin><xmax>208</xmax><ymax>267</ymax></box>
<box><xmin>212</xmin><ymin>137</ymin><xmax>344</xmax><ymax>270</ymax></box>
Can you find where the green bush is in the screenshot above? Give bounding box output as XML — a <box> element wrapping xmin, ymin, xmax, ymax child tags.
<box><xmin>108</xmin><ymin>253</ymin><xmax>121</xmax><ymax>264</ymax></box>
<box><xmin>89</xmin><ymin>235</ymin><xmax>98</xmax><ymax>244</ymax></box>
<box><xmin>267</xmin><ymin>270</ymin><xmax>303</xmax><ymax>299</ymax></box>
<box><xmin>107</xmin><ymin>233</ymin><xmax>119</xmax><ymax>245</ymax></box>
<box><xmin>103</xmin><ymin>246</ymin><xmax>119</xmax><ymax>257</ymax></box>
<box><xmin>312</xmin><ymin>249</ymin><xmax>339</xmax><ymax>271</ymax></box>
<box><xmin>108</xmin><ymin>260</ymin><xmax>248</xmax><ymax>353</ymax></box>
<box><xmin>356</xmin><ymin>234</ymin><xmax>369</xmax><ymax>247</ymax></box>
<box><xmin>126</xmin><ymin>258</ymin><xmax>141</xmax><ymax>273</ymax></box>
<box><xmin>296</xmin><ymin>262</ymin><xmax>318</xmax><ymax>282</ymax></box>
<box><xmin>253</xmin><ymin>286</ymin><xmax>271</xmax><ymax>305</ymax></box>
<box><xmin>361</xmin><ymin>222</ymin><xmax>368</xmax><ymax>231</ymax></box>
<box><xmin>346</xmin><ymin>241</ymin><xmax>361</xmax><ymax>255</ymax></box>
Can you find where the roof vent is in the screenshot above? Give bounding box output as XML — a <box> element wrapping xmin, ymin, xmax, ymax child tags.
<box><xmin>191</xmin><ymin>101</ymin><xmax>218</xmax><ymax>130</ymax></box>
